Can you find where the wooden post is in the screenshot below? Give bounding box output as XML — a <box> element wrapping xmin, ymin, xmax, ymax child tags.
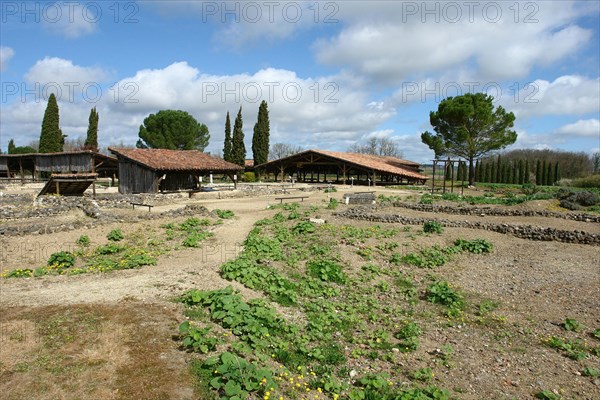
<box><xmin>91</xmin><ymin>154</ymin><xmax>96</xmax><ymax>198</ymax></box>
<box><xmin>431</xmin><ymin>160</ymin><xmax>436</xmax><ymax>194</ymax></box>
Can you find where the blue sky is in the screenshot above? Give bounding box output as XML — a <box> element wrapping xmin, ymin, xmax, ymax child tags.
<box><xmin>1</xmin><ymin>0</ymin><xmax>599</xmax><ymax>162</ymax></box>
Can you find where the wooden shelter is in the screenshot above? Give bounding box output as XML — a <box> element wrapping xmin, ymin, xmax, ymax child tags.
<box><xmin>0</xmin><ymin>151</ymin><xmax>117</xmax><ymax>182</ymax></box>
<box><xmin>109</xmin><ymin>148</ymin><xmax>242</xmax><ymax>194</ymax></box>
<box><xmin>38</xmin><ymin>173</ymin><xmax>98</xmax><ymax>196</ymax></box>
<box><xmin>256</xmin><ymin>149</ymin><xmax>428</xmax><ymax>186</ymax></box>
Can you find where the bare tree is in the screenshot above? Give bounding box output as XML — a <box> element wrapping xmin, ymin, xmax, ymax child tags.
<box><xmin>593</xmin><ymin>152</ymin><xmax>600</xmax><ymax>174</ymax></box>
<box><xmin>63</xmin><ymin>137</ymin><xmax>86</xmax><ymax>151</ymax></box>
<box><xmin>348</xmin><ymin>137</ymin><xmax>404</xmax><ymax>158</ymax></box>
<box><xmin>269</xmin><ymin>143</ymin><xmax>304</xmax><ymax>160</ymax></box>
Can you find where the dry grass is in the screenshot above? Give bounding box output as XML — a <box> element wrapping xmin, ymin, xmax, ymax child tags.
<box><xmin>0</xmin><ymin>303</ymin><xmax>194</xmax><ymax>400</ymax></box>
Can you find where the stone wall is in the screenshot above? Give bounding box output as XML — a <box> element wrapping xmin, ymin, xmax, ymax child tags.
<box><xmin>335</xmin><ymin>207</ymin><xmax>599</xmax><ymax>246</ymax></box>
<box><xmin>391</xmin><ymin>202</ymin><xmax>600</xmax><ymax>223</ymax></box>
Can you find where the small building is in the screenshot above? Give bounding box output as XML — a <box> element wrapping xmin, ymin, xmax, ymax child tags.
<box><xmin>256</xmin><ymin>149</ymin><xmax>428</xmax><ymax>185</ymax></box>
<box><xmin>109</xmin><ymin>147</ymin><xmax>242</xmax><ymax>194</ymax></box>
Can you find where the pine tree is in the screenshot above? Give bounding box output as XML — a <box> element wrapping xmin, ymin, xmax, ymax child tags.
<box><xmin>554</xmin><ymin>162</ymin><xmax>561</xmax><ymax>184</ymax></box>
<box><xmin>231</xmin><ymin>107</ymin><xmax>246</xmax><ymax>167</ymax></box>
<box><xmin>251</xmin><ymin>100</ymin><xmax>270</xmax><ymax>170</ymax></box>
<box><xmin>39</xmin><ymin>93</ymin><xmax>64</xmax><ymax>153</ymax></box>
<box><xmin>84</xmin><ymin>107</ymin><xmax>99</xmax><ymax>151</ymax></box>
<box><xmin>8</xmin><ymin>139</ymin><xmax>16</xmax><ymax>154</ymax></box>
<box><xmin>524</xmin><ymin>160</ymin><xmax>530</xmax><ymax>184</ymax></box>
<box><xmin>547</xmin><ymin>162</ymin><xmax>554</xmax><ymax>186</ymax></box>
<box><xmin>223</xmin><ymin>111</ymin><xmax>232</xmax><ymax>162</ymax></box>
<box><xmin>541</xmin><ymin>160</ymin><xmax>547</xmax><ymax>186</ymax></box>
<box><xmin>535</xmin><ymin>160</ymin><xmax>542</xmax><ymax>185</ymax></box>
<box><xmin>518</xmin><ymin>160</ymin><xmax>525</xmax><ymax>184</ymax></box>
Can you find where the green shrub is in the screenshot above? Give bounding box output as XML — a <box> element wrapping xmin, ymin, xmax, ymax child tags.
<box><xmin>571</xmin><ymin>174</ymin><xmax>600</xmax><ymax>188</ymax></box>
<box><xmin>107</xmin><ymin>229</ymin><xmax>124</xmax><ymax>241</ymax></box>
<box><xmin>243</xmin><ymin>172</ymin><xmax>256</xmax><ymax>182</ymax></box>
<box><xmin>454</xmin><ymin>239</ymin><xmax>493</xmax><ymax>254</ymax></box>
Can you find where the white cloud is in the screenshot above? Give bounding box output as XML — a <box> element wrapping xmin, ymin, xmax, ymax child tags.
<box><xmin>556</xmin><ymin>119</ymin><xmax>600</xmax><ymax>138</ymax></box>
<box><xmin>23</xmin><ymin>57</ymin><xmax>110</xmax><ymax>102</ymax></box>
<box><xmin>0</xmin><ymin>46</ymin><xmax>15</xmax><ymax>71</ymax></box>
<box><xmin>4</xmin><ymin>61</ymin><xmax>397</xmax><ymax>154</ymax></box>
<box><xmin>314</xmin><ymin>1</ymin><xmax>592</xmax><ymax>83</ymax></box>
<box><xmin>42</xmin><ymin>3</ymin><xmax>98</xmax><ymax>38</ymax></box>
<box><xmin>506</xmin><ymin>75</ymin><xmax>600</xmax><ymax>118</ymax></box>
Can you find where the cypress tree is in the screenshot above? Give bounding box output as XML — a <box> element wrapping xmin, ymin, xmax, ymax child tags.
<box><xmin>502</xmin><ymin>163</ymin><xmax>508</xmax><ymax>183</ymax></box>
<box><xmin>223</xmin><ymin>111</ymin><xmax>232</xmax><ymax>162</ymax></box>
<box><xmin>484</xmin><ymin>162</ymin><xmax>491</xmax><ymax>183</ymax></box>
<box><xmin>541</xmin><ymin>160</ymin><xmax>547</xmax><ymax>186</ymax></box>
<box><xmin>490</xmin><ymin>160</ymin><xmax>497</xmax><ymax>183</ymax></box>
<box><xmin>496</xmin><ymin>155</ymin><xmax>502</xmax><ymax>183</ymax></box>
<box><xmin>251</xmin><ymin>100</ymin><xmax>270</xmax><ymax>170</ymax></box>
<box><xmin>524</xmin><ymin>160</ymin><xmax>530</xmax><ymax>184</ymax></box>
<box><xmin>511</xmin><ymin>162</ymin><xmax>517</xmax><ymax>184</ymax></box>
<box><xmin>475</xmin><ymin>160</ymin><xmax>481</xmax><ymax>182</ymax></box>
<box><xmin>39</xmin><ymin>93</ymin><xmax>64</xmax><ymax>153</ymax></box>
<box><xmin>84</xmin><ymin>107</ymin><xmax>99</xmax><ymax>151</ymax></box>
<box><xmin>547</xmin><ymin>162</ymin><xmax>554</xmax><ymax>185</ymax></box>
<box><xmin>445</xmin><ymin>160</ymin><xmax>452</xmax><ymax>181</ymax></box>
<box><xmin>8</xmin><ymin>139</ymin><xmax>16</xmax><ymax>154</ymax></box>
<box><xmin>231</xmin><ymin>107</ymin><xmax>246</xmax><ymax>167</ymax></box>
<box><xmin>535</xmin><ymin>160</ymin><xmax>542</xmax><ymax>185</ymax></box>
<box><xmin>518</xmin><ymin>160</ymin><xmax>525</xmax><ymax>184</ymax></box>
<box><xmin>554</xmin><ymin>162</ymin><xmax>561</xmax><ymax>184</ymax></box>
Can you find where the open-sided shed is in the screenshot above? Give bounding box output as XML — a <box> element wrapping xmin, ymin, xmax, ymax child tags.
<box><xmin>0</xmin><ymin>151</ymin><xmax>118</xmax><ymax>181</ymax></box>
<box><xmin>256</xmin><ymin>149</ymin><xmax>428</xmax><ymax>185</ymax></box>
<box><xmin>109</xmin><ymin>148</ymin><xmax>242</xmax><ymax>194</ymax></box>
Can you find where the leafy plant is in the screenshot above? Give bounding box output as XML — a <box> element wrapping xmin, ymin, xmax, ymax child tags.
<box><xmin>563</xmin><ymin>318</ymin><xmax>584</xmax><ymax>332</ymax></box>
<box><xmin>47</xmin><ymin>251</ymin><xmax>75</xmax><ymax>269</ymax></box>
<box><xmin>204</xmin><ymin>351</ymin><xmax>276</xmax><ymax>399</ymax></box>
<box><xmin>412</xmin><ymin>367</ymin><xmax>434</xmax><ymax>382</ymax></box>
<box><xmin>427</xmin><ymin>281</ymin><xmax>464</xmax><ymax>309</ymax></box>
<box><xmin>454</xmin><ymin>238</ymin><xmax>493</xmax><ymax>254</ymax></box>
<box><xmin>582</xmin><ymin>367</ymin><xmax>599</xmax><ymax>378</ymax></box>
<box><xmin>179</xmin><ymin>321</ymin><xmax>221</xmax><ymax>353</ymax></box>
<box><xmin>535</xmin><ymin>390</ymin><xmax>562</xmax><ymax>400</ymax></box>
<box><xmin>107</xmin><ymin>228</ymin><xmax>124</xmax><ymax>241</ymax></box>
<box><xmin>215</xmin><ymin>209</ymin><xmax>235</xmax><ymax>219</ymax></box>
<box><xmin>307</xmin><ymin>259</ymin><xmax>346</xmax><ymax>284</ymax></box>
<box><xmin>76</xmin><ymin>235</ymin><xmax>90</xmax><ymax>247</ymax></box>
<box><xmin>327</xmin><ymin>198</ymin><xmax>339</xmax><ymax>209</ymax></box>
<box><xmin>292</xmin><ymin>221</ymin><xmax>315</xmax><ymax>235</ymax></box>
<box><xmin>545</xmin><ymin>336</ymin><xmax>588</xmax><ymax>360</ymax></box>
<box><xmin>95</xmin><ymin>243</ymin><xmax>124</xmax><ymax>255</ymax></box>
<box><xmin>423</xmin><ymin>221</ymin><xmax>443</xmax><ymax>234</ymax></box>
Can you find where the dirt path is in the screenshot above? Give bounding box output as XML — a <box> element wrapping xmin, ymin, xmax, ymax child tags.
<box><xmin>0</xmin><ymin>197</ymin><xmax>274</xmax><ymax>307</ymax></box>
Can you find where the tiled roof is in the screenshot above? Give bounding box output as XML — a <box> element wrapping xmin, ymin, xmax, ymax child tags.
<box><xmin>108</xmin><ymin>148</ymin><xmax>241</xmax><ymax>172</ymax></box>
<box><xmin>262</xmin><ymin>149</ymin><xmax>428</xmax><ymax>181</ymax></box>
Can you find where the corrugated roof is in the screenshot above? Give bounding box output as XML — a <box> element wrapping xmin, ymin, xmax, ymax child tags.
<box><xmin>108</xmin><ymin>147</ymin><xmax>241</xmax><ymax>172</ymax></box>
<box><xmin>261</xmin><ymin>149</ymin><xmax>428</xmax><ymax>181</ymax></box>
